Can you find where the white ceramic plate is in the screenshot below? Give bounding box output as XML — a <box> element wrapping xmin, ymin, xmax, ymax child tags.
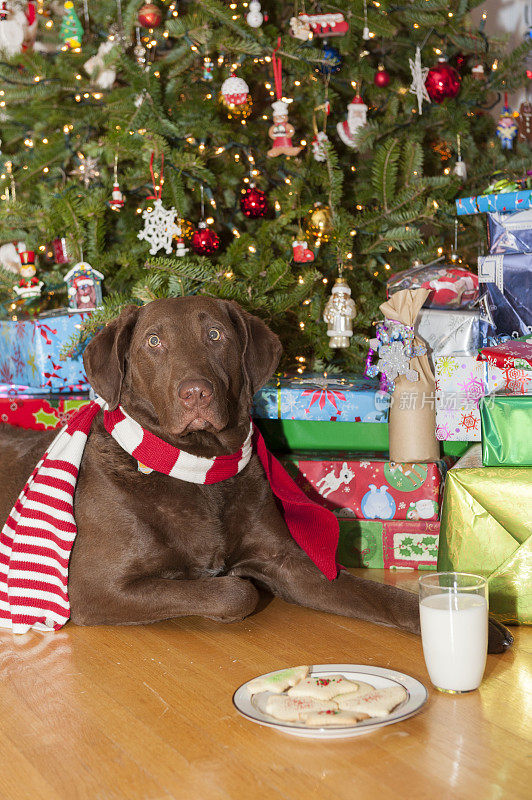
<box><xmin>233</xmin><ymin>664</ymin><xmax>428</xmax><ymax>739</ymax></box>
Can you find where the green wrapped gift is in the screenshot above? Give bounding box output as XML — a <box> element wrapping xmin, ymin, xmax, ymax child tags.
<box><xmin>438</xmin><ymin>445</ymin><xmax>532</xmax><ymax>624</ymax></box>
<box><xmin>480</xmin><ymin>395</ymin><xmax>532</xmax><ymax>467</ymax></box>
<box><xmin>337</xmin><ymin>519</ymin><xmax>439</xmax><ymax>570</ymax></box>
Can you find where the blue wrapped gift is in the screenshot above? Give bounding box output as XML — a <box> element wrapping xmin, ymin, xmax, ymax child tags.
<box><xmin>0</xmin><ymin>310</ymin><xmax>91</xmax><ymax>392</ymax></box>
<box><xmin>478</xmin><ymin>254</ymin><xmax>532</xmax><ymax>347</ymax></box>
<box><xmin>456</xmin><ymin>190</ymin><xmax>532</xmax><ymax>216</ymax></box>
<box><xmin>487</xmin><ymin>211</ymin><xmax>532</xmax><ymax>255</ymax></box>
<box><xmin>252</xmin><ymin>374</ymin><xmax>391</xmax><ymax>423</ymax></box>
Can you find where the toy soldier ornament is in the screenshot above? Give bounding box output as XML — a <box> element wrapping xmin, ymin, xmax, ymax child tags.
<box><xmin>13</xmin><ymin>248</ymin><xmax>43</xmax><ymax>300</ymax></box>
<box><xmin>323</xmin><ymin>277</ymin><xmax>357</xmax><ymax>349</ymax></box>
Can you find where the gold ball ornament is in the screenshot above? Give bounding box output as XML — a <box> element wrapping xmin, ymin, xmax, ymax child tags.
<box><xmin>173</xmin><ymin>217</ymin><xmax>194</xmax><ymax>244</ymax></box>
<box><xmin>304</xmin><ymin>203</ymin><xmax>334</xmax><ymax>243</ymax></box>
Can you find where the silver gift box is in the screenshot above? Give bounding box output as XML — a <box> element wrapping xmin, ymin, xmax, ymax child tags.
<box><xmin>416</xmin><ymin>308</ymin><xmax>480</xmax><ymax>368</ymax></box>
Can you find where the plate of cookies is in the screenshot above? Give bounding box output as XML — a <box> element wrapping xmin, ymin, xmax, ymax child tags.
<box><xmin>233</xmin><ymin>664</ymin><xmax>427</xmax><ymax>739</ymax></box>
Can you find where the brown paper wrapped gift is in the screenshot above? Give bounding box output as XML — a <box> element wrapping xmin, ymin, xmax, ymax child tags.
<box><xmin>379</xmin><ymin>288</ymin><xmax>440</xmax><ymax>463</ymax></box>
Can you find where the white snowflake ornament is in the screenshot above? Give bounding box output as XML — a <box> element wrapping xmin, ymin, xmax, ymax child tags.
<box><xmin>376</xmin><ymin>341</ymin><xmax>419</xmax><ymax>384</ymax></box>
<box><xmin>409</xmin><ymin>46</ymin><xmax>430</xmax><ymax>115</ymax></box>
<box><xmin>137</xmin><ymin>199</ymin><xmax>179</xmax><ymax>255</ymax></box>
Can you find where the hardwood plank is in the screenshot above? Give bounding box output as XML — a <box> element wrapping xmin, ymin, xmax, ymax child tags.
<box><xmin>0</xmin><ymin>569</ymin><xmax>528</xmax><ymax>800</ymax></box>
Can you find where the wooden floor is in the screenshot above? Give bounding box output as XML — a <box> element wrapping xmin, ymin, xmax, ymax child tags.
<box><xmin>0</xmin><ymin>569</ymin><xmax>529</xmax><ymax>800</ymax></box>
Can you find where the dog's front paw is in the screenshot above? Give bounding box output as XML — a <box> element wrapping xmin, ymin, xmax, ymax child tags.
<box><xmin>204</xmin><ymin>576</ymin><xmax>259</xmax><ymax>623</ymax></box>
<box><xmin>488</xmin><ymin>616</ymin><xmax>513</xmax><ymax>654</ymax></box>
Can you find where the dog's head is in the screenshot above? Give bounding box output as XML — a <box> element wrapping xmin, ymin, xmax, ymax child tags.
<box><xmin>83</xmin><ymin>297</ymin><xmax>281</xmax><ymax>450</ymax></box>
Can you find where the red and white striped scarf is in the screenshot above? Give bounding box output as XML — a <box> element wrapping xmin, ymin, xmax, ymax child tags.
<box><xmin>1</xmin><ymin>401</ymin><xmax>339</xmax><ymax>634</ymax></box>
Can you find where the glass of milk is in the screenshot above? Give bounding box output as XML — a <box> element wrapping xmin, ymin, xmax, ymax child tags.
<box><xmin>419</xmin><ymin>572</ymin><xmax>488</xmax><ymax>693</ymax></box>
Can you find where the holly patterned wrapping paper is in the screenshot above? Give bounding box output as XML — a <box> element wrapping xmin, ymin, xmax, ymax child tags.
<box><xmin>0</xmin><ymin>392</ymin><xmax>90</xmax><ymax>430</ymax></box>
<box><xmin>434</xmin><ymin>354</ymin><xmax>532</xmax><ymax>442</ymax></box>
<box><xmin>280</xmin><ymin>454</ymin><xmax>454</xmax><ymax>521</ymax></box>
<box><xmin>252</xmin><ymin>373</ymin><xmax>390</xmax><ymax>423</ymax></box>
<box><xmin>337</xmin><ymin>519</ymin><xmax>440</xmax><ymax>570</ymax></box>
<box><xmin>0</xmin><ymin>311</ymin><xmax>91</xmax><ymax>392</ymax></box>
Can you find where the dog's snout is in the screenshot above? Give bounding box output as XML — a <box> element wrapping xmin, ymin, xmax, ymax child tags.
<box><xmin>177</xmin><ymin>379</ymin><xmax>214</xmax><ymax>409</ymax></box>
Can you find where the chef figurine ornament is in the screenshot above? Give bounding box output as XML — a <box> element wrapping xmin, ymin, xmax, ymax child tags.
<box><xmin>64</xmin><ymin>261</ymin><xmax>103</xmax><ymax>311</ymax></box>
<box><xmin>268</xmin><ymin>40</ymin><xmax>303</xmax><ymax>158</ymax></box>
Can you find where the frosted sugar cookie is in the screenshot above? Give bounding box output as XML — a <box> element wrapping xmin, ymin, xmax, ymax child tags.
<box><xmin>265</xmin><ymin>694</ymin><xmax>337</xmax><ymax>722</ymax></box>
<box><xmin>246</xmin><ymin>665</ymin><xmax>309</xmax><ymax>696</ymax></box>
<box><xmin>332</xmin><ymin>680</ymin><xmax>374</xmax><ymax>699</ymax></box>
<box><xmin>287</xmin><ymin>674</ymin><xmax>360</xmax><ymax>701</ymax></box>
<box><xmin>303</xmin><ymin>709</ymin><xmax>369</xmax><ymax>727</ymax></box>
<box><xmin>337</xmin><ymin>685</ymin><xmax>407</xmax><ymax>717</ymax></box>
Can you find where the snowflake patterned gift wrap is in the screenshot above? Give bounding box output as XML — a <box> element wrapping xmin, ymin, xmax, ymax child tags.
<box><xmin>438</xmin><ymin>445</ymin><xmax>532</xmax><ymax>624</ymax></box>
<box><xmin>477</xmin><ymin>335</ymin><xmax>532</xmax><ymax>372</ymax></box>
<box><xmin>252</xmin><ymin>374</ymin><xmax>391</xmax><ymax>423</ymax></box>
<box><xmin>0</xmin><ymin>391</ymin><xmax>90</xmax><ymax>430</ymax></box>
<box><xmin>0</xmin><ymin>310</ymin><xmax>91</xmax><ymax>391</ymax></box>
<box><xmin>280</xmin><ymin>453</ymin><xmax>455</xmax><ymax>522</ymax></box>
<box><xmin>434</xmin><ymin>354</ymin><xmax>531</xmax><ymax>442</ymax></box>
<box><xmin>336</xmin><ymin>519</ymin><xmax>440</xmax><ymax>570</ymax></box>
<box><xmin>478</xmin><ymin>253</ymin><xmax>532</xmax><ymax>347</ymax></box>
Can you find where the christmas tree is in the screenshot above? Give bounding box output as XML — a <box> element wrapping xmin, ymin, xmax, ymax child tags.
<box><xmin>0</xmin><ymin>0</ymin><xmax>530</xmax><ymax>372</ymax></box>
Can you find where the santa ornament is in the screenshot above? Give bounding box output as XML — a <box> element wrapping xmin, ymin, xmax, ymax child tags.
<box><xmin>0</xmin><ymin>1</ymin><xmax>37</xmax><ymax>56</ymax></box>
<box><xmin>13</xmin><ymin>249</ymin><xmax>43</xmax><ymax>300</ymax></box>
<box><xmin>267</xmin><ymin>41</ymin><xmax>303</xmax><ymax>158</ymax></box>
<box><xmin>323</xmin><ymin>277</ymin><xmax>356</xmax><ymax>349</ymax></box>
<box><xmin>220</xmin><ymin>74</ymin><xmax>252</xmax><ymax>119</ymax></box>
<box><xmin>84</xmin><ymin>40</ymin><xmax>117</xmax><ymax>90</ymax></box>
<box><xmin>337</xmin><ymin>95</ymin><xmax>367</xmax><ymax>149</ymax></box>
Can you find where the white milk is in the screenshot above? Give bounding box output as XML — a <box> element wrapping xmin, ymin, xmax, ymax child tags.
<box><xmin>420</xmin><ymin>592</ymin><xmax>488</xmax><ymax>691</ymax></box>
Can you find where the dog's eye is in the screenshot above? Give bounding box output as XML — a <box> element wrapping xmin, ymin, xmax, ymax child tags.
<box><xmin>208</xmin><ymin>328</ymin><xmax>221</xmax><ymax>341</ymax></box>
<box><xmin>148</xmin><ymin>334</ymin><xmax>160</xmax><ymax>348</ymax></box>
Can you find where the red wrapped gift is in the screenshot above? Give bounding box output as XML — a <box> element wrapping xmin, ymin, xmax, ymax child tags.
<box><xmin>281</xmin><ymin>454</ymin><xmax>455</xmax><ymax>521</ymax></box>
<box><xmin>477</xmin><ymin>335</ymin><xmax>532</xmax><ymax>372</ymax></box>
<box><xmin>0</xmin><ymin>393</ymin><xmax>91</xmax><ymax>430</ymax></box>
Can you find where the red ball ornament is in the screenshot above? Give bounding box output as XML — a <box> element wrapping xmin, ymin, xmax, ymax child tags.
<box><xmin>240</xmin><ymin>186</ymin><xmax>268</xmax><ymax>218</ymax></box>
<box><xmin>138</xmin><ymin>3</ymin><xmax>162</xmax><ymax>28</ymax></box>
<box><xmin>425</xmin><ymin>59</ymin><xmax>461</xmax><ymax>103</ymax></box>
<box><xmin>191</xmin><ymin>221</ymin><xmax>220</xmax><ymax>255</ymax></box>
<box><xmin>374</xmin><ymin>65</ymin><xmax>390</xmax><ymax>87</ymax></box>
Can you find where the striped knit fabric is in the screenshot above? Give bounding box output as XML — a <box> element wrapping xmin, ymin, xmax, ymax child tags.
<box><xmin>1</xmin><ymin>401</ymin><xmax>338</xmax><ymax>634</ymax></box>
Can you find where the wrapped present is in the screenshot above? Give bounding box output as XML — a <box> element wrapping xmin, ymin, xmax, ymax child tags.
<box><xmin>478</xmin><ymin>335</ymin><xmax>532</xmax><ymax>372</ymax></box>
<box><xmin>480</xmin><ymin>395</ymin><xmax>532</xmax><ymax>467</ymax></box>
<box><xmin>434</xmin><ymin>354</ymin><xmax>531</xmax><ymax>441</ymax></box>
<box><xmin>456</xmin><ymin>189</ymin><xmax>532</xmax><ymax>215</ymax></box>
<box><xmin>478</xmin><ymin>253</ymin><xmax>532</xmax><ymax>346</ymax></box>
<box><xmin>416</xmin><ymin>308</ymin><xmax>480</xmax><ymax>366</ymax></box>
<box><xmin>280</xmin><ymin>453</ymin><xmax>454</xmax><ymax>521</ymax></box>
<box><xmin>487</xmin><ymin>210</ymin><xmax>532</xmax><ymax>254</ymax></box>
<box><xmin>252</xmin><ymin>374</ymin><xmax>390</xmax><ymax>423</ymax></box>
<box><xmin>387</xmin><ymin>264</ymin><xmax>478</xmax><ymax>309</ymax></box>
<box><xmin>0</xmin><ymin>392</ymin><xmax>91</xmax><ymax>430</ymax></box>
<box><xmin>0</xmin><ymin>310</ymin><xmax>91</xmax><ymax>391</ymax></box>
<box><xmin>438</xmin><ymin>445</ymin><xmax>531</xmax><ymax>624</ymax></box>
<box><xmin>337</xmin><ymin>519</ymin><xmax>440</xmax><ymax>569</ymax></box>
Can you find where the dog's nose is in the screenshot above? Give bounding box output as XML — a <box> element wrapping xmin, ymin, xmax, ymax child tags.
<box><xmin>177</xmin><ymin>379</ymin><xmax>214</xmax><ymax>409</ymax></box>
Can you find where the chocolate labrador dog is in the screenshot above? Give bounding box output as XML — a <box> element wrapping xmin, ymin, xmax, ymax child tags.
<box><xmin>0</xmin><ymin>297</ymin><xmax>511</xmax><ymax>652</ymax></box>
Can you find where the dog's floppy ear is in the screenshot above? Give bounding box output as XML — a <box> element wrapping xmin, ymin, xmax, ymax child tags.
<box><xmin>83</xmin><ymin>305</ymin><xmax>139</xmax><ymax>409</ymax></box>
<box><xmin>226</xmin><ymin>301</ymin><xmax>282</xmax><ymax>396</ymax></box>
